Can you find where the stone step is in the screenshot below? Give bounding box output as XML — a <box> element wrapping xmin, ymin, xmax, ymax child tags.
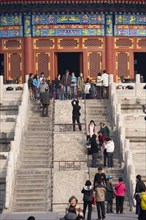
<box><xmin>13</xmin><ymin>206</ymin><xmax>49</xmax><ymax>212</ymax></box>
<box><xmin>15</xmin><ymin>188</ymin><xmax>47</xmax><ymax>193</ymax></box>
<box><xmin>24</xmin><ymin>137</ymin><xmax>50</xmax><ymax>143</ymax></box>
<box><xmin>15</xmin><ymin>183</ymin><xmax>48</xmax><ymax>188</ymax></box>
<box><xmin>15</xmin><ymin>177</ymin><xmax>49</xmax><ymax>182</ymax></box>
<box><xmin>15</xmin><ymin>197</ymin><xmax>50</xmax><ymax>203</ymax></box>
<box><xmin>27</xmin><ymin>126</ymin><xmax>50</xmax><ymax>130</ymax></box>
<box><xmin>23</xmin><ymin>154</ymin><xmax>51</xmax><ymax>159</ymax></box>
<box><xmin>128</xmin><ymin>137</ymin><xmax>146</xmax><ymax>142</ymax></box>
<box><xmin>15</xmin><ymin>191</ymin><xmax>48</xmax><ymax>197</ymax></box>
<box><xmin>20</xmin><ymin>164</ymin><xmax>51</xmax><ymax>169</ymax></box>
<box><xmin>21</xmin><ymin>158</ymin><xmax>49</xmax><ymax>163</ymax></box>
<box><xmin>24</xmin><ymin>143</ymin><xmax>50</xmax><ymax>147</ymax></box>
<box><xmin>25</xmin><ymin>130</ymin><xmax>51</xmax><ymax>135</ymax></box>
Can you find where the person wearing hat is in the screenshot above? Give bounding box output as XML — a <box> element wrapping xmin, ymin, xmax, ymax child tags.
<box><xmin>81</xmin><ymin>180</ymin><xmax>94</xmax><ymax>220</ymax></box>
<box><xmin>40</xmin><ymin>87</ymin><xmax>50</xmax><ymax>117</ymax></box>
<box><xmin>105</xmin><ymin>175</ymin><xmax>114</xmax><ymax>213</ymax></box>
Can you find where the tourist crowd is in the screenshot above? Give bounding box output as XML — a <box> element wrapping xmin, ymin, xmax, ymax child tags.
<box><xmin>28</xmin><ymin>70</ymin><xmax>109</xmax><ymax>101</ymax></box>
<box><xmin>27</xmin><ymin>70</ymin><xmax>146</xmax><ymax>220</ymax></box>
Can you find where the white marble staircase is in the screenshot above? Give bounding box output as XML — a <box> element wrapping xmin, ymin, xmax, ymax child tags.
<box><xmin>12</xmin><ymin>101</ymin><xmax>53</xmax><ymax>212</ymax></box>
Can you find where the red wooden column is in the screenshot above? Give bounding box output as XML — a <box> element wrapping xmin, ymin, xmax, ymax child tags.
<box><xmin>105</xmin><ymin>36</ymin><xmax>114</xmax><ymax>76</ymax></box>
<box><xmin>24</xmin><ymin>37</ymin><xmax>34</xmax><ymax>77</ymax></box>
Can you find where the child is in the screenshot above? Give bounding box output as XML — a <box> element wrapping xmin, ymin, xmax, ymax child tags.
<box><xmin>140</xmin><ymin>187</ymin><xmax>146</xmax><ymax>220</ymax></box>
<box><xmin>81</xmin><ymin>180</ymin><xmax>93</xmax><ymax>220</ymax></box>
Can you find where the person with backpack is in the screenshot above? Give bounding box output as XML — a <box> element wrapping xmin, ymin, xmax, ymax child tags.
<box><xmin>81</xmin><ymin>180</ymin><xmax>94</xmax><ymax>220</ymax></box>
<box><xmin>135</xmin><ymin>175</ymin><xmax>146</xmax><ymax>220</ymax></box>
<box><xmin>140</xmin><ymin>186</ymin><xmax>146</xmax><ymax>220</ymax></box>
<box><xmin>114</xmin><ymin>177</ymin><xmax>126</xmax><ymax>214</ymax></box>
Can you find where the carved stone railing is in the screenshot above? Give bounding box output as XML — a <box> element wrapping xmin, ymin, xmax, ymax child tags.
<box><xmin>53</xmin><ymin>160</ymin><xmax>87</xmax><ymax>171</ymax></box>
<box><xmin>109</xmin><ymin>74</ymin><xmax>145</xmax><ymax>209</ymax></box>
<box><xmin>4</xmin><ymin>80</ymin><xmax>29</xmax><ymax>211</ymax></box>
<box><xmin>0</xmin><ymin>76</ymin><xmax>4</xmax><ymax>105</ymax></box>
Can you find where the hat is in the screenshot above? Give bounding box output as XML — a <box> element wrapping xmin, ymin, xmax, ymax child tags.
<box><xmin>107</xmin><ymin>175</ymin><xmax>113</xmax><ymax>180</ymax></box>
<box><xmin>85</xmin><ymin>180</ymin><xmax>91</xmax><ymax>186</ymax></box>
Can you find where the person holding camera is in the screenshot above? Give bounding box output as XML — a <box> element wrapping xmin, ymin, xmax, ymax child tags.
<box><xmin>71</xmin><ymin>99</ymin><xmax>82</xmax><ymax>132</ymax></box>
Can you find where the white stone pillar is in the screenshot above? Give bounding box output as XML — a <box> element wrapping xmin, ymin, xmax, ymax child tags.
<box><xmin>25</xmin><ymin>74</ymin><xmax>29</xmax><ymax>83</ymax></box>
<box><xmin>136</xmin><ymin>74</ymin><xmax>140</xmax><ymax>84</ymax></box>
<box><xmin>135</xmin><ymin>74</ymin><xmax>141</xmax><ymax>97</ymax></box>
<box><xmin>109</xmin><ymin>74</ymin><xmax>114</xmax><ymax>84</ymax></box>
<box><xmin>0</xmin><ymin>75</ymin><xmax>3</xmax><ymax>105</ymax></box>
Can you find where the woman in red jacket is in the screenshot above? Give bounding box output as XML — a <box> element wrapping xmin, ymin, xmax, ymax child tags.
<box><xmin>114</xmin><ymin>177</ymin><xmax>126</xmax><ymax>214</ymax></box>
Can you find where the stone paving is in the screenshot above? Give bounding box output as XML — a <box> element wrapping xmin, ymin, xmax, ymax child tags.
<box><xmin>0</xmin><ymin>211</ymin><xmax>138</xmax><ymax>220</ymax></box>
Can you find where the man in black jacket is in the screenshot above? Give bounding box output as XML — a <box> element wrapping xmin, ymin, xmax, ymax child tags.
<box><xmin>71</xmin><ymin>99</ymin><xmax>82</xmax><ymax>131</ymax></box>
<box><xmin>93</xmin><ymin>167</ymin><xmax>106</xmax><ymax>187</ymax></box>
<box><xmin>41</xmin><ymin>88</ymin><xmax>50</xmax><ymax>117</ymax></box>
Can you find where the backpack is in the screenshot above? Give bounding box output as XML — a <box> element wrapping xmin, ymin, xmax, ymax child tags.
<box><xmin>83</xmin><ymin>189</ymin><xmax>93</xmax><ymax>202</ymax></box>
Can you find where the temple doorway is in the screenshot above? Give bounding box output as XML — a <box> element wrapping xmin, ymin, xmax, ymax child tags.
<box><xmin>134</xmin><ymin>52</ymin><xmax>146</xmax><ymax>82</ymax></box>
<box><xmin>0</xmin><ymin>54</ymin><xmax>4</xmax><ymax>76</ymax></box>
<box><xmin>56</xmin><ymin>52</ymin><xmax>83</xmax><ymax>78</ymax></box>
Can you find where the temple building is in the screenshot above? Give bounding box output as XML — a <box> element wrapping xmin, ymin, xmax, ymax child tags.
<box><xmin>0</xmin><ymin>0</ymin><xmax>146</xmax><ymax>82</ymax></box>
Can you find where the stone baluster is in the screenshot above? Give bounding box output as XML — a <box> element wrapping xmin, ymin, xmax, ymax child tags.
<box><xmin>0</xmin><ymin>75</ymin><xmax>3</xmax><ymax>105</ymax></box>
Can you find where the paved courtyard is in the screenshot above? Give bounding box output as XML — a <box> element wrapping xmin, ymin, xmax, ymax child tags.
<box><xmin>0</xmin><ymin>211</ymin><xmax>138</xmax><ymax>220</ymax></box>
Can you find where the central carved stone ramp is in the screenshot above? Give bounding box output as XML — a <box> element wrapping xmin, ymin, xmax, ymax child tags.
<box><xmin>53</xmin><ymin>100</ymin><xmax>88</xmax><ymax>212</ymax></box>
<box><xmin>12</xmin><ymin>101</ymin><xmax>53</xmax><ymax>212</ymax></box>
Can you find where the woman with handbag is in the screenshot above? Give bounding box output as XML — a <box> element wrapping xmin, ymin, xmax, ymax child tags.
<box><xmin>114</xmin><ymin>177</ymin><xmax>126</xmax><ymax>214</ymax></box>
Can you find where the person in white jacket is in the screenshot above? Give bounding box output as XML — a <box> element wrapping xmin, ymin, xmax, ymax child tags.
<box><xmin>104</xmin><ymin>138</ymin><xmax>115</xmax><ymax>169</ymax></box>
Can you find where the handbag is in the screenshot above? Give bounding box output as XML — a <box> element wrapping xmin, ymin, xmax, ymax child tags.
<box><xmin>92</xmin><ymin>196</ymin><xmax>96</xmax><ymax>205</ymax></box>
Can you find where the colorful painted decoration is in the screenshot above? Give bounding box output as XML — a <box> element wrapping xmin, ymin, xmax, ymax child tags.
<box><xmin>32</xmin><ymin>24</ymin><xmax>105</xmax><ymax>36</ymax></box>
<box><xmin>0</xmin><ymin>15</ymin><xmax>22</xmax><ymax>26</ymax></box>
<box><xmin>114</xmin><ymin>25</ymin><xmax>146</xmax><ymax>36</ymax></box>
<box><xmin>105</xmin><ymin>15</ymin><xmax>113</xmax><ymax>36</ymax></box>
<box><xmin>0</xmin><ymin>26</ymin><xmax>23</xmax><ymax>38</ymax></box>
<box><xmin>32</xmin><ymin>14</ymin><xmax>105</xmax><ymax>25</ymax></box>
<box><xmin>115</xmin><ymin>15</ymin><xmax>146</xmax><ymax>25</ymax></box>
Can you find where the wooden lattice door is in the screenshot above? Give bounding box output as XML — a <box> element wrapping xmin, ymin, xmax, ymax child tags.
<box><xmin>35</xmin><ymin>52</ymin><xmax>50</xmax><ymax>78</ymax></box>
<box><xmin>7</xmin><ymin>53</ymin><xmax>22</xmax><ymax>81</ymax></box>
<box><xmin>115</xmin><ymin>52</ymin><xmax>130</xmax><ymax>81</ymax></box>
<box><xmin>87</xmin><ymin>52</ymin><xmax>102</xmax><ymax>79</ymax></box>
